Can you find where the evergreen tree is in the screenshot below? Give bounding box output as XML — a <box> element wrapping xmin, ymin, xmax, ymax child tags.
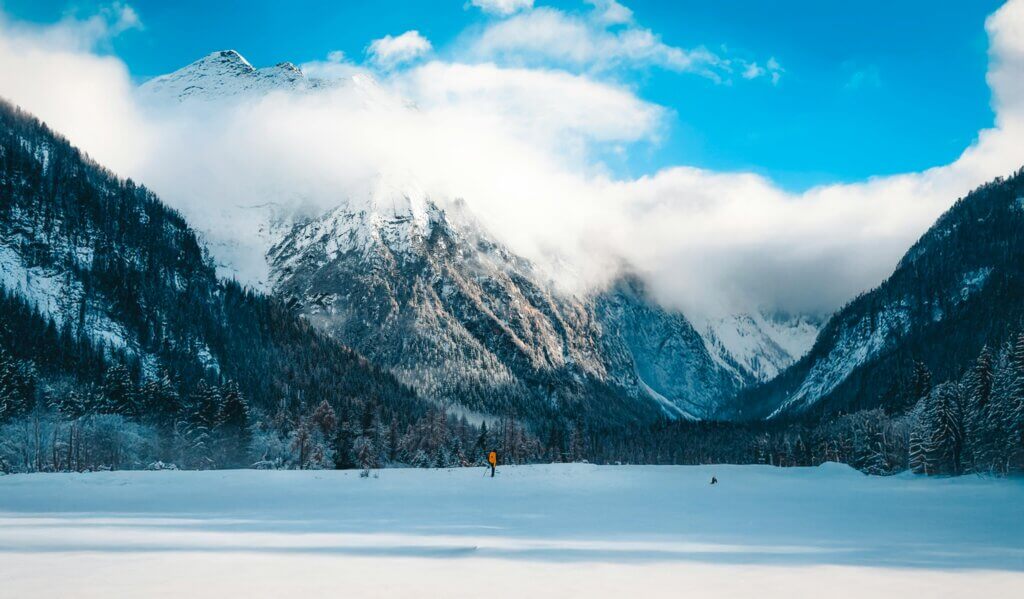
<box><xmin>924</xmin><ymin>382</ymin><xmax>965</xmax><ymax>475</ymax></box>
<box><xmin>1006</xmin><ymin>333</ymin><xmax>1024</xmax><ymax>472</ymax></box>
<box><xmin>0</xmin><ymin>348</ymin><xmax>36</xmax><ymax>422</ymax></box>
<box><xmin>333</xmin><ymin>419</ymin><xmax>357</xmax><ymax>470</ymax></box>
<box><xmin>101</xmin><ymin>364</ymin><xmax>137</xmax><ymax>417</ymax></box>
<box><xmin>179</xmin><ymin>381</ymin><xmax>220</xmax><ymax>468</ymax></box>
<box><xmin>141</xmin><ymin>373</ymin><xmax>181</xmax><ymax>424</ymax></box>
<box><xmin>910</xmin><ymin>362</ymin><xmax>933</xmax><ymax>406</ymax></box>
<box><xmin>354</xmin><ymin>435</ymin><xmax>376</xmax><ymax>476</ymax></box>
<box><xmin>387</xmin><ymin>418</ymin><xmax>400</xmax><ymax>464</ymax></box>
<box><xmin>475</xmin><ymin>421</ymin><xmax>488</xmax><ymax>454</ymax></box>
<box><xmin>217</xmin><ymin>381</ymin><xmax>251</xmax><ymax>467</ymax></box>
<box><xmin>965</xmin><ymin>346</ymin><xmax>995</xmax><ymax>472</ymax></box>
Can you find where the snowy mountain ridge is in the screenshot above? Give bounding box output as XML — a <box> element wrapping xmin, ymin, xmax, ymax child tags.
<box><xmin>138</xmin><ymin>50</ymin><xmax>326</xmax><ymax>103</ymax></box>
<box><xmin>137</xmin><ymin>50</ymin><xmax>821</xmax><ymax>421</ymax></box>
<box><xmin>697</xmin><ymin>311</ymin><xmax>823</xmax><ymax>383</ymax></box>
<box><xmin>265</xmin><ymin>178</ymin><xmax>781</xmax><ymax>419</ymax></box>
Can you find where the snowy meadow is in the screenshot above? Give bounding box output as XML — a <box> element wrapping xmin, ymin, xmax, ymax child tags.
<box><xmin>0</xmin><ymin>463</ymin><xmax>1021</xmax><ymax>598</ymax></box>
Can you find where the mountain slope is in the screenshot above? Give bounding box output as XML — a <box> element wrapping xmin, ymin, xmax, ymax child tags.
<box><xmin>139</xmin><ymin>50</ymin><xmax>818</xmax><ymax>422</ymax></box>
<box><xmin>728</xmin><ymin>169</ymin><xmax>1024</xmax><ymax>420</ymax></box>
<box><xmin>696</xmin><ymin>312</ymin><xmax>822</xmax><ymax>382</ymax></box>
<box><xmin>270</xmin><ymin>184</ymin><xmax>636</xmax><ymax>422</ymax></box>
<box><xmin>593</xmin><ymin>276</ymin><xmax>753</xmax><ymax>419</ymax></box>
<box><xmin>0</xmin><ymin>98</ymin><xmax>424</xmax><ymax>420</ymax></box>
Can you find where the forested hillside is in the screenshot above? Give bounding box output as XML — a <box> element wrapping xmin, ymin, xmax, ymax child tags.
<box><xmin>0</xmin><ymin>99</ymin><xmax>513</xmax><ymax>471</ymax></box>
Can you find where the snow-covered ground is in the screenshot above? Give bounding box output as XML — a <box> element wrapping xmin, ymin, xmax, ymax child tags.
<box><xmin>0</xmin><ymin>464</ymin><xmax>1021</xmax><ymax>598</ymax></box>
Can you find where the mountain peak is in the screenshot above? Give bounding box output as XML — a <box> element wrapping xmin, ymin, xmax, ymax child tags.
<box><xmin>204</xmin><ymin>49</ymin><xmax>252</xmax><ymax>66</ymax></box>
<box><xmin>187</xmin><ymin>49</ymin><xmax>256</xmax><ymax>75</ymax></box>
<box><xmin>140</xmin><ymin>50</ymin><xmax>312</xmax><ymax>103</ymax></box>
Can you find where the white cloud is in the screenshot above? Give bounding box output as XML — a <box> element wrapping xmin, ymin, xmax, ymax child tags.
<box><xmin>462</xmin><ymin>5</ymin><xmax>780</xmax><ymax>85</ymax></box>
<box><xmin>586</xmin><ymin>0</ymin><xmax>634</xmax><ymax>25</ymax></box>
<box><xmin>1</xmin><ymin>1</ymin><xmax>1023</xmax><ymax>321</ymax></box>
<box><xmin>300</xmin><ymin>50</ymin><xmax>372</xmax><ymax>81</ymax></box>
<box><xmin>107</xmin><ymin>2</ymin><xmax>143</xmax><ymax>34</ymax></box>
<box><xmin>367</xmin><ymin>30</ymin><xmax>432</xmax><ymax>69</ymax></box>
<box><xmin>742</xmin><ymin>62</ymin><xmax>764</xmax><ymax>79</ymax></box>
<box><xmin>740</xmin><ymin>57</ymin><xmax>783</xmax><ymax>85</ymax></box>
<box><xmin>399</xmin><ymin>61</ymin><xmax>663</xmax><ymax>144</ymax></box>
<box><xmin>0</xmin><ymin>8</ymin><xmax>151</xmax><ymax>174</ymax></box>
<box><xmin>468</xmin><ymin>0</ymin><xmax>534</xmax><ymax>16</ymax></box>
<box><xmin>767</xmin><ymin>57</ymin><xmax>783</xmax><ymax>84</ymax></box>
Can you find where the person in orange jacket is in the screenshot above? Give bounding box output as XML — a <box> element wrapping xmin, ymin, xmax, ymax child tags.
<box><xmin>487</xmin><ymin>450</ymin><xmax>497</xmax><ymax>477</ymax></box>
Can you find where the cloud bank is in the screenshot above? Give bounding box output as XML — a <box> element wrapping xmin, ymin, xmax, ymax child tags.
<box><xmin>1</xmin><ymin>1</ymin><xmax>1023</xmax><ymax>322</ymax></box>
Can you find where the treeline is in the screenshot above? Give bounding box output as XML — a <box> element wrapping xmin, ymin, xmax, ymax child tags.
<box><xmin>0</xmin><ymin>346</ymin><xmax>548</xmax><ymax>473</ymax></box>
<box><xmin>589</xmin><ymin>334</ymin><xmax>1024</xmax><ymax>476</ymax></box>
<box><xmin>2</xmin><ymin>319</ymin><xmax>1021</xmax><ymax>476</ymax></box>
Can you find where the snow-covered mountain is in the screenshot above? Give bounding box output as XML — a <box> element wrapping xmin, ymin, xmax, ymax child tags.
<box><xmin>265</xmin><ymin>176</ymin><xmax>738</xmax><ymax>419</ymax></box>
<box><xmin>266</xmin><ymin>172</ymin><xmax>814</xmax><ymax>420</ymax></box>
<box><xmin>696</xmin><ymin>312</ymin><xmax>822</xmax><ymax>383</ymax></box>
<box><xmin>139</xmin><ymin>50</ymin><xmax>820</xmax><ymax>421</ymax></box>
<box><xmin>729</xmin><ymin>170</ymin><xmax>1024</xmax><ymax>420</ymax></box>
<box><xmin>139</xmin><ymin>50</ymin><xmax>324</xmax><ymax>103</ymax></box>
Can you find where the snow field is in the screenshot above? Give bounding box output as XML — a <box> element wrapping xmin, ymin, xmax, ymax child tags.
<box><xmin>0</xmin><ymin>463</ymin><xmax>1021</xmax><ymax>598</ymax></box>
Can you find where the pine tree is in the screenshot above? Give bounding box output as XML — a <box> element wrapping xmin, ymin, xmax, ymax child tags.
<box><xmin>217</xmin><ymin>381</ymin><xmax>251</xmax><ymax>467</ymax></box>
<box><xmin>101</xmin><ymin>364</ymin><xmax>137</xmax><ymax>417</ymax></box>
<box><xmin>333</xmin><ymin>419</ymin><xmax>357</xmax><ymax>470</ymax></box>
<box><xmin>908</xmin><ymin>394</ymin><xmax>934</xmax><ymax>475</ymax></box>
<box><xmin>387</xmin><ymin>417</ymin><xmax>400</xmax><ymax>464</ymax></box>
<box><xmin>924</xmin><ymin>382</ymin><xmax>965</xmax><ymax>475</ymax></box>
<box><xmin>290</xmin><ymin>418</ymin><xmax>313</xmax><ymax>469</ymax></box>
<box><xmin>475</xmin><ymin>421</ymin><xmax>489</xmax><ymax>454</ymax></box>
<box><xmin>179</xmin><ymin>381</ymin><xmax>220</xmax><ymax>468</ymax></box>
<box><xmin>1006</xmin><ymin>332</ymin><xmax>1024</xmax><ymax>473</ymax></box>
<box><xmin>141</xmin><ymin>372</ymin><xmax>182</xmax><ymax>429</ymax></box>
<box><xmin>965</xmin><ymin>346</ymin><xmax>995</xmax><ymax>472</ymax></box>
<box><xmin>910</xmin><ymin>362</ymin><xmax>933</xmax><ymax>406</ymax></box>
<box><xmin>354</xmin><ymin>435</ymin><xmax>376</xmax><ymax>476</ymax></box>
<box><xmin>0</xmin><ymin>348</ymin><xmax>36</xmax><ymax>422</ymax></box>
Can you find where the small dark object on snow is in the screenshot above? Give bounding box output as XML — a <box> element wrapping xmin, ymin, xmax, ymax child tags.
<box><xmin>710</xmin><ymin>476</ymin><xmax>718</xmax><ymax>485</ymax></box>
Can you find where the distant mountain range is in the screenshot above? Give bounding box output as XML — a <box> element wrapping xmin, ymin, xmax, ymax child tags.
<box><xmin>137</xmin><ymin>50</ymin><xmax>819</xmax><ymax>423</ymax></box>
<box><xmin>6</xmin><ymin>49</ymin><xmax>1020</xmax><ymax>433</ymax></box>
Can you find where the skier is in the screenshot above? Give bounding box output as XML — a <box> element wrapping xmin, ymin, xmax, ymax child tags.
<box><xmin>488</xmin><ymin>450</ymin><xmax>497</xmax><ymax>477</ymax></box>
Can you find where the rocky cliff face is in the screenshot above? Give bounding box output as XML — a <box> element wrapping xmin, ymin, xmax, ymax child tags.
<box><xmin>266</xmin><ymin>179</ymin><xmax>761</xmax><ymax>420</ymax></box>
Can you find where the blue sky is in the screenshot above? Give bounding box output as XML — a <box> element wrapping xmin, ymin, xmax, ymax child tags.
<box><xmin>2</xmin><ymin>0</ymin><xmax>1003</xmax><ymax>190</ymax></box>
